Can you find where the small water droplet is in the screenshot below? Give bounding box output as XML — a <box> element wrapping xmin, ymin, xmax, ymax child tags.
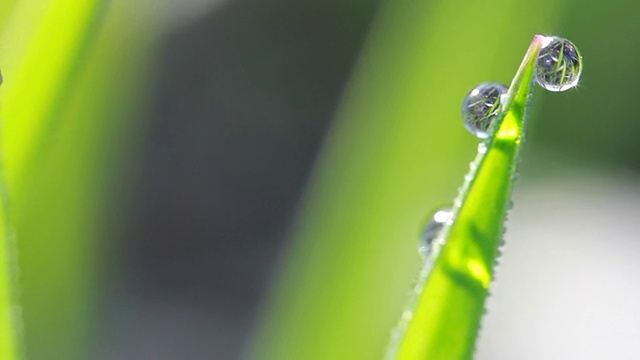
<box><xmin>506</xmin><ymin>199</ymin><xmax>514</xmax><ymax>210</ymax></box>
<box><xmin>462</xmin><ymin>83</ymin><xmax>507</xmax><ymax>139</ymax></box>
<box><xmin>401</xmin><ymin>310</ymin><xmax>413</xmax><ymax>322</ymax></box>
<box><xmin>419</xmin><ymin>208</ymin><xmax>452</xmax><ymax>258</ymax></box>
<box><xmin>477</xmin><ymin>142</ymin><xmax>488</xmax><ymax>154</ymax></box>
<box><xmin>469</xmin><ymin>160</ymin><xmax>478</xmax><ymax>171</ymax></box>
<box><xmin>536</xmin><ymin>36</ymin><xmax>582</xmax><ymax>92</ymax></box>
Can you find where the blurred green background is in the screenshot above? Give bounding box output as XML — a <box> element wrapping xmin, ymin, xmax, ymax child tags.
<box><xmin>0</xmin><ymin>0</ymin><xmax>639</xmax><ymax>359</ymax></box>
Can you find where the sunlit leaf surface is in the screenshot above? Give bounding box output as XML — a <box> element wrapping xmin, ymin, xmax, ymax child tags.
<box><xmin>0</xmin><ymin>1</ymin><xmax>154</xmax><ymax>358</ymax></box>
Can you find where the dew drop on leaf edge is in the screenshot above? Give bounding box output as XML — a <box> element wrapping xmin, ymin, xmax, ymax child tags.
<box><xmin>419</xmin><ymin>207</ymin><xmax>453</xmax><ymax>258</ymax></box>
<box><xmin>536</xmin><ymin>36</ymin><xmax>582</xmax><ymax>92</ymax></box>
<box><xmin>477</xmin><ymin>142</ymin><xmax>488</xmax><ymax>154</ymax></box>
<box><xmin>462</xmin><ymin>82</ymin><xmax>508</xmax><ymax>139</ymax></box>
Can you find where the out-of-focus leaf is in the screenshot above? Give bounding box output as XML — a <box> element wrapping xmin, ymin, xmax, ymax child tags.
<box><xmin>0</xmin><ymin>1</ymin><xmax>155</xmax><ymax>358</ymax></box>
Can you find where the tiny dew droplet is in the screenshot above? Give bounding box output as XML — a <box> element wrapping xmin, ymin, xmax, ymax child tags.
<box><xmin>419</xmin><ymin>208</ymin><xmax>453</xmax><ymax>258</ymax></box>
<box><xmin>536</xmin><ymin>36</ymin><xmax>582</xmax><ymax>92</ymax></box>
<box><xmin>477</xmin><ymin>142</ymin><xmax>488</xmax><ymax>155</ymax></box>
<box><xmin>506</xmin><ymin>199</ymin><xmax>514</xmax><ymax>210</ymax></box>
<box><xmin>462</xmin><ymin>82</ymin><xmax>507</xmax><ymax>139</ymax></box>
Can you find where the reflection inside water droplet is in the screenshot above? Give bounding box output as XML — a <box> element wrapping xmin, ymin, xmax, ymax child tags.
<box><xmin>462</xmin><ymin>83</ymin><xmax>507</xmax><ymax>139</ymax></box>
<box><xmin>419</xmin><ymin>208</ymin><xmax>452</xmax><ymax>258</ymax></box>
<box><xmin>536</xmin><ymin>36</ymin><xmax>582</xmax><ymax>92</ymax></box>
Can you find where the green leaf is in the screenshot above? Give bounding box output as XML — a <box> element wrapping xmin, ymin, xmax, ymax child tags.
<box><xmin>0</xmin><ymin>3</ymin><xmax>107</xmax><ymax>359</ymax></box>
<box><xmin>386</xmin><ymin>35</ymin><xmax>545</xmax><ymax>360</ymax></box>
<box><xmin>0</xmin><ymin>2</ymin><xmax>156</xmax><ymax>358</ymax></box>
<box><xmin>0</xmin><ymin>0</ymin><xmax>107</xmax><ymax>194</ymax></box>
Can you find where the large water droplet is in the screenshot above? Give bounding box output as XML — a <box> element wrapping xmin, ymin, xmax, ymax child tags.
<box><xmin>462</xmin><ymin>83</ymin><xmax>507</xmax><ymax>139</ymax></box>
<box><xmin>536</xmin><ymin>36</ymin><xmax>582</xmax><ymax>92</ymax></box>
<box><xmin>419</xmin><ymin>208</ymin><xmax>452</xmax><ymax>258</ymax></box>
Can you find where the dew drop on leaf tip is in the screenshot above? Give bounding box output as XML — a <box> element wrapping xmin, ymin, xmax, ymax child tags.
<box><xmin>461</xmin><ymin>82</ymin><xmax>507</xmax><ymax>139</ymax></box>
<box><xmin>536</xmin><ymin>36</ymin><xmax>582</xmax><ymax>92</ymax></box>
<box><xmin>419</xmin><ymin>207</ymin><xmax>452</xmax><ymax>259</ymax></box>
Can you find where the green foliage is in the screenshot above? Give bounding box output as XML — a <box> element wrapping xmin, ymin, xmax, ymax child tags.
<box><xmin>0</xmin><ymin>1</ymin><xmax>107</xmax><ymax>356</ymax></box>
<box><xmin>0</xmin><ymin>1</ymin><xmax>155</xmax><ymax>358</ymax></box>
<box><xmin>387</xmin><ymin>36</ymin><xmax>543</xmax><ymax>360</ymax></box>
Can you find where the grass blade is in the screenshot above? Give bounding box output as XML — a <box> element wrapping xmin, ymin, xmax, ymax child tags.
<box><xmin>0</xmin><ymin>0</ymin><xmax>107</xmax><ymax>194</ymax></box>
<box><xmin>0</xmin><ymin>1</ymin><xmax>155</xmax><ymax>358</ymax></box>
<box><xmin>386</xmin><ymin>35</ymin><xmax>545</xmax><ymax>360</ymax></box>
<box><xmin>0</xmin><ymin>2</ymin><xmax>107</xmax><ymax>358</ymax></box>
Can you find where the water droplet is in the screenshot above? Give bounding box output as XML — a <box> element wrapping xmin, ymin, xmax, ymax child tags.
<box><xmin>536</xmin><ymin>36</ymin><xmax>582</xmax><ymax>92</ymax></box>
<box><xmin>419</xmin><ymin>208</ymin><xmax>452</xmax><ymax>258</ymax></box>
<box><xmin>506</xmin><ymin>199</ymin><xmax>514</xmax><ymax>210</ymax></box>
<box><xmin>477</xmin><ymin>142</ymin><xmax>488</xmax><ymax>154</ymax></box>
<box><xmin>462</xmin><ymin>83</ymin><xmax>507</xmax><ymax>139</ymax></box>
<box><xmin>401</xmin><ymin>310</ymin><xmax>413</xmax><ymax>322</ymax></box>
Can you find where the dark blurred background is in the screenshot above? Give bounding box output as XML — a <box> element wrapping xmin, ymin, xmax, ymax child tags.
<box><xmin>108</xmin><ymin>1</ymin><xmax>380</xmax><ymax>358</ymax></box>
